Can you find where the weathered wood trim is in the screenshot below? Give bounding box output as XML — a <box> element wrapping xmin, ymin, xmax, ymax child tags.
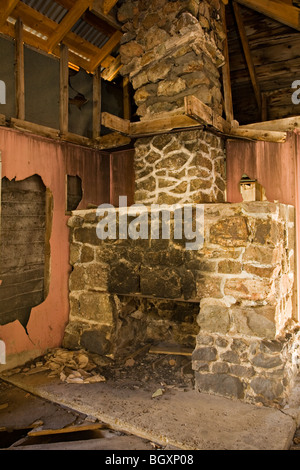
<box><xmin>185</xmin><ymin>95</ymin><xmax>231</xmax><ymax>133</ymax></box>
<box><xmin>240</xmin><ymin>116</ymin><xmax>300</xmax><ymax>132</ymax></box>
<box><xmin>59</xmin><ymin>44</ymin><xmax>69</xmax><ymax>136</ymax></box>
<box><xmin>10</xmin><ymin>118</ymin><xmax>60</xmax><ymax>139</ymax></box>
<box><xmin>102</xmin><ymin>112</ymin><xmax>130</xmax><ymax>135</ymax></box>
<box><xmin>229</xmin><ymin>127</ymin><xmax>287</xmax><ymax>142</ymax></box>
<box><xmin>96</xmin><ymin>132</ymin><xmax>131</xmax><ymax>149</ymax></box>
<box><xmin>93</xmin><ymin>67</ymin><xmax>102</xmax><ymax>139</ymax></box>
<box><xmin>15</xmin><ymin>18</ymin><xmax>25</xmax><ymax>121</ymax></box>
<box><xmin>221</xmin><ymin>3</ymin><xmax>234</xmax><ymax>123</ymax></box>
<box><xmin>234</xmin><ymin>0</ymin><xmax>300</xmax><ymax>31</ymax></box>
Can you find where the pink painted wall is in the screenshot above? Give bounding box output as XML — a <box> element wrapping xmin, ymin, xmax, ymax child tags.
<box><xmin>226</xmin><ymin>131</ymin><xmax>300</xmax><ymax>321</ymax></box>
<box><xmin>0</xmin><ymin>127</ymin><xmax>110</xmax><ymax>362</ymax></box>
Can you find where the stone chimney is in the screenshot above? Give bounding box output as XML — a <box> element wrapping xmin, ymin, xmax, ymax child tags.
<box><xmin>118</xmin><ymin>0</ymin><xmax>227</xmax><ymax>205</ymax></box>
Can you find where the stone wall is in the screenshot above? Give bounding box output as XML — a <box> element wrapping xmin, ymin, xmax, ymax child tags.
<box><xmin>118</xmin><ymin>0</ymin><xmax>225</xmax><ymax>119</ymax></box>
<box><xmin>64</xmin><ymin>201</ymin><xmax>299</xmax><ymax>407</ymax></box>
<box><xmin>134</xmin><ymin>129</ymin><xmax>226</xmax><ymax>205</ymax></box>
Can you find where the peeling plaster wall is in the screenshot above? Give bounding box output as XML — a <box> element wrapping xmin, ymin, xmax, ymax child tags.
<box><xmin>0</xmin><ymin>127</ymin><xmax>110</xmax><ymax>369</ymax></box>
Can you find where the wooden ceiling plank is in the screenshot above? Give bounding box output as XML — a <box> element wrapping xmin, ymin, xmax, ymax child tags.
<box><xmin>0</xmin><ymin>0</ymin><xmax>19</xmax><ymax>27</ymax></box>
<box><xmin>47</xmin><ymin>0</ymin><xmax>94</xmax><ymax>53</ymax></box>
<box><xmin>233</xmin><ymin>2</ymin><xmax>262</xmax><ymax>111</ymax></box>
<box><xmin>89</xmin><ymin>30</ymin><xmax>122</xmax><ymax>72</ymax></box>
<box><xmin>234</xmin><ymin>0</ymin><xmax>300</xmax><ymax>31</ymax></box>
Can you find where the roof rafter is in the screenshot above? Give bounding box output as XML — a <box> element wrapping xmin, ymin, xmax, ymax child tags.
<box><xmin>234</xmin><ymin>0</ymin><xmax>300</xmax><ymax>31</ymax></box>
<box><xmin>0</xmin><ymin>1</ymin><xmax>121</xmax><ymax>74</ymax></box>
<box><xmin>232</xmin><ymin>1</ymin><xmax>262</xmax><ymax>111</ymax></box>
<box><xmin>0</xmin><ymin>0</ymin><xmax>19</xmax><ymax>27</ymax></box>
<box><xmin>89</xmin><ymin>29</ymin><xmax>122</xmax><ymax>73</ymax></box>
<box><xmin>47</xmin><ymin>0</ymin><xmax>94</xmax><ymax>53</ymax></box>
<box><xmin>99</xmin><ymin>0</ymin><xmax>119</xmax><ymax>15</ymax></box>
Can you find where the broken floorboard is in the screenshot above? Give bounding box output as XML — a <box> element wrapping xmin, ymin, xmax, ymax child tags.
<box><xmin>0</xmin><ymin>380</ymin><xmax>161</xmax><ymax>450</ymax></box>
<box><xmin>149</xmin><ymin>343</ymin><xmax>193</xmax><ymax>357</ymax></box>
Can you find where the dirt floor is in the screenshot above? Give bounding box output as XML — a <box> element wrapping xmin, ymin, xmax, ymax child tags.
<box><xmin>1</xmin><ymin>345</ymin><xmax>300</xmax><ymax>450</ymax></box>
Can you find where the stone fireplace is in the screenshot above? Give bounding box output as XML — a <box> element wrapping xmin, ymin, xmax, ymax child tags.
<box><xmin>62</xmin><ymin>0</ymin><xmax>300</xmax><ymax>408</ymax></box>
<box><xmin>64</xmin><ymin>201</ymin><xmax>299</xmax><ymax>407</ymax></box>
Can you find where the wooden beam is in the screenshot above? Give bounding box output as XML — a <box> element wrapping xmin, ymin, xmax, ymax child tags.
<box><xmin>91</xmin><ymin>0</ymin><xmax>122</xmax><ymax>30</ymax></box>
<box><xmin>54</xmin><ymin>0</ymin><xmax>117</xmax><ymax>36</ymax></box>
<box><xmin>60</xmin><ymin>44</ymin><xmax>69</xmax><ymax>135</ymax></box>
<box><xmin>185</xmin><ymin>95</ymin><xmax>213</xmax><ymax>126</ymax></box>
<box><xmin>0</xmin><ymin>0</ymin><xmax>19</xmax><ymax>27</ymax></box>
<box><xmin>47</xmin><ymin>0</ymin><xmax>94</xmax><ymax>53</ymax></box>
<box><xmin>229</xmin><ymin>128</ymin><xmax>287</xmax><ymax>142</ymax></box>
<box><xmin>184</xmin><ymin>95</ymin><xmax>232</xmax><ymax>133</ymax></box>
<box><xmin>96</xmin><ymin>132</ymin><xmax>131</xmax><ymax>149</ymax></box>
<box><xmin>93</xmin><ymin>67</ymin><xmax>102</xmax><ymax>139</ymax></box>
<box><xmin>130</xmin><ymin>112</ymin><xmax>201</xmax><ymax>138</ymax></box>
<box><xmin>123</xmin><ymin>76</ymin><xmax>131</xmax><ymax>121</ymax></box>
<box><xmin>89</xmin><ymin>30</ymin><xmax>122</xmax><ymax>72</ymax></box>
<box><xmin>220</xmin><ymin>3</ymin><xmax>234</xmax><ymax>123</ymax></box>
<box><xmin>233</xmin><ymin>2</ymin><xmax>262</xmax><ymax>111</ymax></box>
<box><xmin>10</xmin><ymin>118</ymin><xmax>60</xmax><ymax>139</ymax></box>
<box><xmin>97</xmin><ymin>0</ymin><xmax>119</xmax><ymax>15</ymax></box>
<box><xmin>101</xmin><ymin>55</ymin><xmax>122</xmax><ymax>81</ymax></box>
<box><xmin>102</xmin><ymin>112</ymin><xmax>130</xmax><ymax>135</ymax></box>
<box><xmin>234</xmin><ymin>0</ymin><xmax>300</xmax><ymax>31</ymax></box>
<box><xmin>0</xmin><ymin>115</ymin><xmax>6</xmax><ymax>126</ymax></box>
<box><xmin>15</xmin><ymin>18</ymin><xmax>25</xmax><ymax>121</ymax></box>
<box><xmin>240</xmin><ymin>115</ymin><xmax>300</xmax><ymax>132</ymax></box>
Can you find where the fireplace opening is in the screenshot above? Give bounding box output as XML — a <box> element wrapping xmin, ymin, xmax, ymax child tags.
<box><xmin>115</xmin><ymin>295</ymin><xmax>199</xmax><ymax>354</ymax></box>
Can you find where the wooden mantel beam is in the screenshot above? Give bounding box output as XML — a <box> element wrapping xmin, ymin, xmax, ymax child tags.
<box><xmin>234</xmin><ymin>0</ymin><xmax>300</xmax><ymax>31</ymax></box>
<box><xmin>47</xmin><ymin>0</ymin><xmax>94</xmax><ymax>53</ymax></box>
<box><xmin>0</xmin><ymin>0</ymin><xmax>19</xmax><ymax>27</ymax></box>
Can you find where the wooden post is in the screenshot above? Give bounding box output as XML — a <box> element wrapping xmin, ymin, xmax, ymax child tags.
<box><xmin>123</xmin><ymin>76</ymin><xmax>131</xmax><ymax>121</ymax></box>
<box><xmin>220</xmin><ymin>3</ymin><xmax>234</xmax><ymax>123</ymax></box>
<box><xmin>15</xmin><ymin>18</ymin><xmax>25</xmax><ymax>121</ymax></box>
<box><xmin>60</xmin><ymin>44</ymin><xmax>69</xmax><ymax>135</ymax></box>
<box><xmin>93</xmin><ymin>66</ymin><xmax>102</xmax><ymax>139</ymax></box>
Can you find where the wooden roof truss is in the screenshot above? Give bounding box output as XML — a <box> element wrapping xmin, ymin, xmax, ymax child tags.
<box><xmin>0</xmin><ymin>0</ymin><xmax>122</xmax><ymax>77</ymax></box>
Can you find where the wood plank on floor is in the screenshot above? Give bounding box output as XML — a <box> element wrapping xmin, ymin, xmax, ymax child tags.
<box><xmin>149</xmin><ymin>343</ymin><xmax>193</xmax><ymax>357</ymax></box>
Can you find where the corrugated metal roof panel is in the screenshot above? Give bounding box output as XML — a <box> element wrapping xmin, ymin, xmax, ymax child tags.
<box><xmin>19</xmin><ymin>0</ymin><xmax>111</xmax><ymax>48</ymax></box>
<box><xmin>72</xmin><ymin>18</ymin><xmax>109</xmax><ymax>48</ymax></box>
<box><xmin>20</xmin><ymin>0</ymin><xmax>67</xmax><ymax>23</ymax></box>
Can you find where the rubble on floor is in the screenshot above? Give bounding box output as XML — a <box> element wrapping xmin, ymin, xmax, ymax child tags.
<box><xmin>0</xmin><ymin>380</ymin><xmax>164</xmax><ymax>450</ymax></box>
<box><xmin>1</xmin><ymin>343</ymin><xmax>195</xmax><ymax>394</ymax></box>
